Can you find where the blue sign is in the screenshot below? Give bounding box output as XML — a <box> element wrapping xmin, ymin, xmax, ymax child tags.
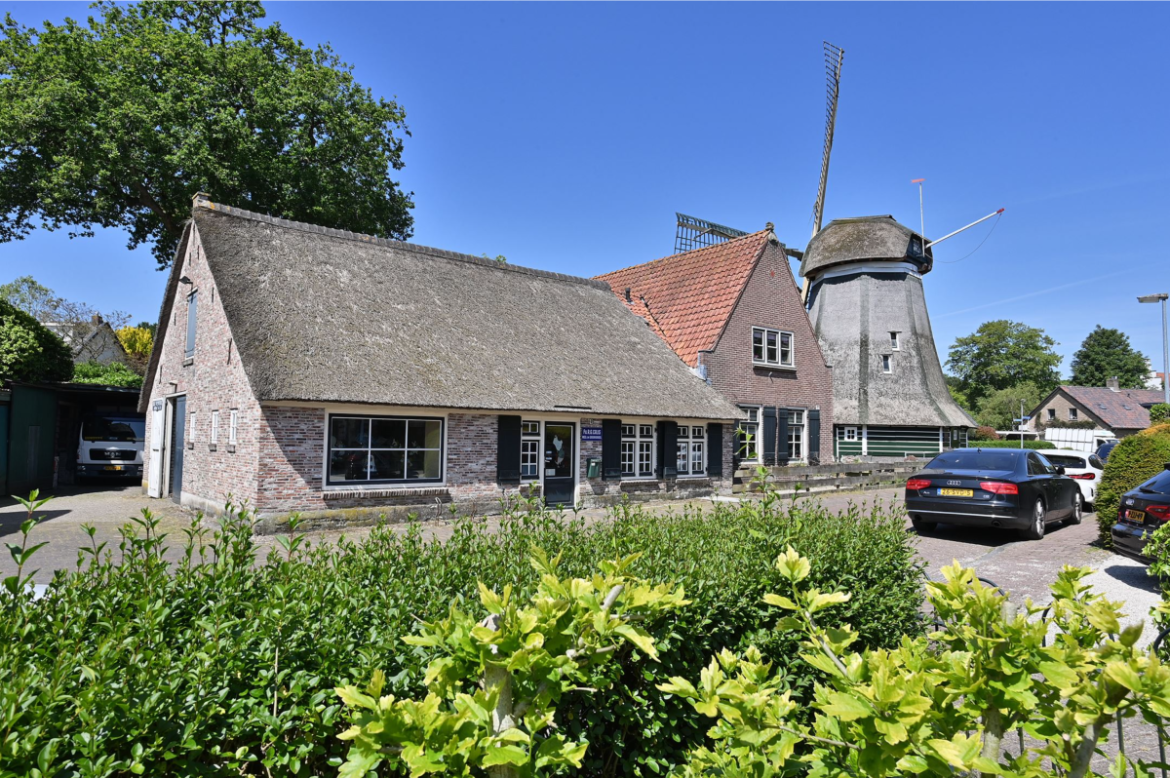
<box><xmin>582</xmin><ymin>427</ymin><xmax>603</xmax><ymax>441</ymax></box>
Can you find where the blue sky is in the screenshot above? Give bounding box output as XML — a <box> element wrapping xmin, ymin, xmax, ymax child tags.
<box><xmin>3</xmin><ymin>2</ymin><xmax>1169</xmax><ymax>377</ymax></box>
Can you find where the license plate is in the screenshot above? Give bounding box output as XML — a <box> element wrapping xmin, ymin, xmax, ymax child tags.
<box><xmin>939</xmin><ymin>488</ymin><xmax>973</xmax><ymax>497</ymax></box>
<box><xmin>1126</xmin><ymin>509</ymin><xmax>1146</xmax><ymax>523</ymax></box>
<box><xmin>103</xmin><ymin>465</ymin><xmax>123</xmax><ymax>471</ymax></box>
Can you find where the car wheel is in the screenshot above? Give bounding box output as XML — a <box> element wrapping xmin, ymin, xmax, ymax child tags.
<box><xmin>912</xmin><ymin>517</ymin><xmax>937</xmax><ymax>534</ymax></box>
<box><xmin>1067</xmin><ymin>493</ymin><xmax>1083</xmax><ymax>525</ymax></box>
<box><xmin>1023</xmin><ymin>499</ymin><xmax>1046</xmax><ymax>540</ymax></box>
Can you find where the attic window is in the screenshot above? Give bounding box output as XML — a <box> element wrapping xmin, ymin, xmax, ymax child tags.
<box><xmin>1069</xmin><ymin>408</ymin><xmax>1078</xmax><ymax>421</ymax></box>
<box><xmin>1047</xmin><ymin>408</ymin><xmax>1056</xmax><ymax>421</ymax></box>
<box><xmin>184</xmin><ymin>291</ymin><xmax>198</xmax><ymax>359</ymax></box>
<box><xmin>882</xmin><ymin>355</ymin><xmax>892</xmax><ymax>374</ymax></box>
<box><xmin>752</xmin><ymin>327</ymin><xmax>794</xmax><ymax>368</ymax></box>
<box><xmin>890</xmin><ymin>332</ymin><xmax>900</xmax><ymax>350</ymax></box>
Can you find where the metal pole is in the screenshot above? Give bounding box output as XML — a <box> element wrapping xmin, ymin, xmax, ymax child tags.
<box><xmin>926</xmin><ymin>208</ymin><xmax>1006</xmax><ymax>249</ymax></box>
<box><xmin>913</xmin><ymin>178</ymin><xmax>925</xmax><ymax>246</ymax></box>
<box><xmin>1163</xmin><ymin>297</ymin><xmax>1169</xmax><ymax>406</ymax></box>
<box><xmin>1020</xmin><ymin>400</ymin><xmax>1024</xmax><ymax>449</ymax></box>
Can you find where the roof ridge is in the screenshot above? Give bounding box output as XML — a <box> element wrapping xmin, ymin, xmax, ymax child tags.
<box><xmin>594</xmin><ymin>228</ymin><xmax>771</xmax><ymax>281</ymax></box>
<box><xmin>193</xmin><ymin>198</ymin><xmax>610</xmax><ymax>291</ymax></box>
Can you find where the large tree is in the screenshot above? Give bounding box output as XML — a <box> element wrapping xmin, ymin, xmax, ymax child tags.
<box><xmin>0</xmin><ymin>1</ymin><xmax>414</xmax><ymax>268</ymax></box>
<box><xmin>1069</xmin><ymin>325</ymin><xmax>1149</xmax><ymax>388</ymax></box>
<box><xmin>946</xmin><ymin>320</ymin><xmax>1062</xmax><ymax>407</ymax></box>
<box><xmin>974</xmin><ymin>381</ymin><xmax>1043</xmax><ymax>431</ymax></box>
<box><xmin>0</xmin><ymin>275</ymin><xmax>128</xmax><ymax>362</ymax></box>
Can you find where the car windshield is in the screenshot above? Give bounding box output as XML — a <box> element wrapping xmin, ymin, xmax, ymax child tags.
<box><xmin>1138</xmin><ymin>468</ymin><xmax>1170</xmax><ymax>494</ymax></box>
<box><xmin>1098</xmin><ymin>442</ymin><xmax>1119</xmax><ymax>460</ymax></box>
<box><xmin>82</xmin><ymin>417</ymin><xmax>144</xmax><ymax>443</ymax></box>
<box><xmin>1045</xmin><ymin>455</ymin><xmax>1086</xmax><ymax>469</ymax></box>
<box><xmin>927</xmin><ymin>450</ymin><xmax>1020</xmax><ymax>472</ymax></box>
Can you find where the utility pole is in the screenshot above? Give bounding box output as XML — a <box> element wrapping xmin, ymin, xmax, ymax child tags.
<box><xmin>1139</xmin><ymin>293</ymin><xmax>1170</xmax><ymax>406</ymax></box>
<box><xmin>1019</xmin><ymin>400</ymin><xmax>1025</xmax><ymax>449</ymax></box>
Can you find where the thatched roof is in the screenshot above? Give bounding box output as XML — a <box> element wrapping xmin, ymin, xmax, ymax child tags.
<box><xmin>801</xmin><ymin>215</ymin><xmax>933</xmax><ymax>279</ymax></box>
<box><xmin>143</xmin><ymin>201</ymin><xmax>741</xmax><ymax>420</ymax></box>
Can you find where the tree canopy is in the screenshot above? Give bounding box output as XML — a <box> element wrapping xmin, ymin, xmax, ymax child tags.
<box><xmin>0</xmin><ymin>298</ymin><xmax>73</xmax><ymax>382</ymax></box>
<box><xmin>0</xmin><ymin>1</ymin><xmax>414</xmax><ymax>269</ymax></box>
<box><xmin>1069</xmin><ymin>325</ymin><xmax>1149</xmax><ymax>388</ymax></box>
<box><xmin>946</xmin><ymin>320</ymin><xmax>1062</xmax><ymax>407</ymax></box>
<box><xmin>973</xmin><ymin>381</ymin><xmax>1042</xmax><ymax>431</ymax></box>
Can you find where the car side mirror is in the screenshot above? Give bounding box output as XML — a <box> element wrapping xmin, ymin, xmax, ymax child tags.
<box><xmin>1055</xmin><ymin>466</ymin><xmax>1066</xmax><ymax>475</ymax></box>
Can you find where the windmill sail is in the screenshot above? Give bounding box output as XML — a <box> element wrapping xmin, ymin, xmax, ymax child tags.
<box><xmin>811</xmin><ymin>41</ymin><xmax>844</xmax><ymax>238</ymax></box>
<box><xmin>674</xmin><ymin>213</ymin><xmax>748</xmax><ymax>254</ymax></box>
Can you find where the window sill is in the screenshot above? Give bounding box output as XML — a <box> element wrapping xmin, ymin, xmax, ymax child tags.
<box><xmin>186</xmin><ymin>442</ymin><xmax>194</xmax><ymax>450</ymax></box>
<box><xmin>323</xmin><ymin>485</ymin><xmax>450</xmax><ymax>500</ymax></box>
<box><xmin>183</xmin><ymin>357</ymin><xmax>194</xmax><ymax>367</ymax></box>
<box><xmin>208</xmin><ymin>443</ymin><xmax>217</xmax><ymax>452</ymax></box>
<box><xmin>752</xmin><ymin>362</ymin><xmax>796</xmax><ymax>371</ymax></box>
<box><xmin>227</xmin><ymin>444</ymin><xmax>236</xmax><ymax>453</ymax></box>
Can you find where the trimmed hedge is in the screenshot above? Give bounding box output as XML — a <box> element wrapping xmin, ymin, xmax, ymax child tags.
<box><xmin>1096</xmin><ymin>428</ymin><xmax>1170</xmax><ymax>546</ymax></box>
<box><xmin>1140</xmin><ymin>422</ymin><xmax>1170</xmax><ymax>438</ymax></box>
<box><xmin>0</xmin><ymin>495</ymin><xmax>922</xmax><ymax>777</ymax></box>
<box><xmin>1151</xmin><ymin>404</ymin><xmax>1170</xmax><ymax>425</ymax></box>
<box><xmin>962</xmin><ymin>439</ymin><xmax>1055</xmax><ymax>450</ymax></box>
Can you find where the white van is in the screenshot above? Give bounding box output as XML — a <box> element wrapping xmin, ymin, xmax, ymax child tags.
<box><xmin>76</xmin><ymin>415</ymin><xmax>145</xmax><ymax>481</ymax></box>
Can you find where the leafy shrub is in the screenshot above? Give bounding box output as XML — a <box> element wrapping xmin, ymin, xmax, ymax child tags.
<box><xmin>1151</xmin><ymin>404</ymin><xmax>1170</xmax><ymax>425</ymax></box>
<box><xmin>1041</xmin><ymin>418</ymin><xmax>1098</xmax><ymax>430</ymax></box>
<box><xmin>973</xmin><ymin>425</ymin><xmax>999</xmax><ymax>441</ymax></box>
<box><xmin>1096</xmin><ymin>428</ymin><xmax>1170</xmax><ymax>546</ymax></box>
<box><xmin>0</xmin><ymin>492</ymin><xmax>921</xmax><ymax>777</ymax></box>
<box><xmin>1140</xmin><ymin>422</ymin><xmax>1170</xmax><ymax>438</ymax></box>
<box><xmin>72</xmin><ymin>359</ymin><xmax>144</xmax><ymax>387</ymax></box>
<box><xmin>0</xmin><ymin>297</ymin><xmax>72</xmax><ymax>382</ymax></box>
<box><xmin>962</xmin><ymin>439</ymin><xmax>1055</xmax><ymax>450</ymax></box>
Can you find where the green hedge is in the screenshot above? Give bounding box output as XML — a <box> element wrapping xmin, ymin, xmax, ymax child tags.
<box><xmin>963</xmin><ymin>440</ymin><xmax>1055</xmax><ymax>450</ymax></box>
<box><xmin>0</xmin><ymin>495</ymin><xmax>922</xmax><ymax>778</ymax></box>
<box><xmin>1096</xmin><ymin>429</ymin><xmax>1170</xmax><ymax>546</ymax></box>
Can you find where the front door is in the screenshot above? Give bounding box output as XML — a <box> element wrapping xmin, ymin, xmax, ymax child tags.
<box><xmin>148</xmin><ymin>399</ymin><xmax>166</xmax><ymax>498</ymax></box>
<box><xmin>543</xmin><ymin>423</ymin><xmax>576</xmax><ymax>508</ymax></box>
<box><xmin>170</xmin><ymin>396</ymin><xmax>186</xmax><ymax>504</ymax></box>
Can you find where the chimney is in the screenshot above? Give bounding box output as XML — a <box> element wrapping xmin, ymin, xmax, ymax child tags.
<box><xmin>91</xmin><ymin>313</ymin><xmax>103</xmax><ymax>325</ymax></box>
<box><xmin>624</xmin><ymin>287</ymin><xmax>632</xmax><ymax>303</ymax></box>
<box><xmin>1107</xmin><ymin>376</ymin><xmax>1120</xmax><ymax>391</ymax></box>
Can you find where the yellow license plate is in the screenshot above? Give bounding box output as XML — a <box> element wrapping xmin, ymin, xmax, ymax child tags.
<box><xmin>1126</xmin><ymin>509</ymin><xmax>1146</xmax><ymax>522</ymax></box>
<box><xmin>103</xmin><ymin>465</ymin><xmax>123</xmax><ymax>471</ymax></box>
<box><xmin>939</xmin><ymin>488</ymin><xmax>973</xmax><ymax>497</ymax></box>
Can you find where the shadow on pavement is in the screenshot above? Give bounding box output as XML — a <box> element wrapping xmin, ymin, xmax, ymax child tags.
<box><xmin>1102</xmin><ymin>562</ymin><xmax>1161</xmax><ymax>595</ymax></box>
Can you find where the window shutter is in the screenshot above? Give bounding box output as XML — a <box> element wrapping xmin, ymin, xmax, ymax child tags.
<box><xmin>706</xmin><ymin>423</ymin><xmax>723</xmax><ymax>477</ymax></box>
<box><xmin>497</xmin><ymin>415</ymin><xmax>521</xmax><ymax>485</ymax></box>
<box><xmin>777</xmin><ymin>408</ymin><xmax>790</xmax><ymax>465</ymax></box>
<box><xmin>184</xmin><ymin>291</ymin><xmax>198</xmax><ymax>359</ymax></box>
<box><xmin>762</xmin><ymin>408</ymin><xmax>777</xmax><ymax>466</ymax></box>
<box><xmin>808</xmin><ymin>410</ymin><xmax>821</xmax><ymax>461</ymax></box>
<box><xmin>602</xmin><ymin>419</ymin><xmax>622</xmax><ymax>480</ymax></box>
<box><xmin>656</xmin><ymin>420</ymin><xmax>678</xmax><ymax>479</ymax></box>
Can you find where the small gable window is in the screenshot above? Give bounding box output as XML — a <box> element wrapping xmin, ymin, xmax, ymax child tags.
<box><xmin>890</xmin><ymin>332</ymin><xmax>900</xmax><ymax>350</ymax></box>
<box><xmin>1069</xmin><ymin>407</ymin><xmax>1078</xmax><ymax>421</ymax></box>
<box><xmin>184</xmin><ymin>291</ymin><xmax>198</xmax><ymax>360</ymax></box>
<box><xmin>882</xmin><ymin>355</ymin><xmax>892</xmax><ymax>373</ymax></box>
<box><xmin>1047</xmin><ymin>408</ymin><xmax>1056</xmax><ymax>421</ymax></box>
<box><xmin>752</xmin><ymin>327</ymin><xmax>794</xmax><ymax>368</ymax></box>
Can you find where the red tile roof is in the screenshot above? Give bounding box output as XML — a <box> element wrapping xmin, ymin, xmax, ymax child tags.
<box><xmin>595</xmin><ymin>231</ymin><xmax>771</xmax><ymax>367</ymax></box>
<box><xmin>1060</xmin><ymin>385</ymin><xmax>1167</xmax><ymax>430</ymax></box>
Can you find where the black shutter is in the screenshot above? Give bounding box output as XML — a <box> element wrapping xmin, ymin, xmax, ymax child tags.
<box><xmin>497</xmin><ymin>415</ymin><xmax>521</xmax><ymax>485</ymax></box>
<box><xmin>762</xmin><ymin>408</ymin><xmax>777</xmax><ymax>466</ymax></box>
<box><xmin>706</xmin><ymin>423</ymin><xmax>723</xmax><ymax>477</ymax></box>
<box><xmin>777</xmin><ymin>408</ymin><xmax>790</xmax><ymax>465</ymax></box>
<box><xmin>808</xmin><ymin>410</ymin><xmax>821</xmax><ymax>462</ymax></box>
<box><xmin>656</xmin><ymin>420</ymin><xmax>678</xmax><ymax>479</ymax></box>
<box><xmin>602</xmin><ymin>419</ymin><xmax>622</xmax><ymax>480</ymax></box>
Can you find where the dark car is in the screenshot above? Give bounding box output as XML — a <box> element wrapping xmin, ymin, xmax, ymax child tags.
<box><xmin>1096</xmin><ymin>439</ymin><xmax>1121</xmax><ymax>461</ymax></box>
<box><xmin>1110</xmin><ymin>463</ymin><xmax>1170</xmax><ymax>562</ymax></box>
<box><xmin>904</xmin><ymin>448</ymin><xmax>1083</xmax><ymax>540</ymax></box>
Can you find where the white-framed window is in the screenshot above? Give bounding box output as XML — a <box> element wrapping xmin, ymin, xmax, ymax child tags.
<box><xmin>843</xmin><ymin>426</ymin><xmax>858</xmax><ymax>442</ymax></box>
<box><xmin>1047</xmin><ymin>408</ymin><xmax>1056</xmax><ymax>421</ymax></box>
<box><xmin>752</xmin><ymin>327</ymin><xmax>794</xmax><ymax>368</ymax></box>
<box><xmin>621</xmin><ymin>423</ymin><xmax>655</xmax><ymax>478</ymax></box>
<box><xmin>882</xmin><ymin>355</ymin><xmax>892</xmax><ymax>373</ymax></box>
<box><xmin>676</xmin><ymin>424</ymin><xmax>706</xmax><ymax>476</ymax></box>
<box><xmin>737</xmin><ymin>406</ymin><xmax>761</xmax><ymax>462</ymax></box>
<box><xmin>229</xmin><ymin>409</ymin><xmax>238</xmax><ymax>444</ymax></box>
<box><xmin>890</xmin><ymin>332</ymin><xmax>900</xmax><ymax>350</ymax></box>
<box><xmin>189</xmin><ymin>412</ymin><xmax>197</xmax><ymax>441</ymax></box>
<box><xmin>327</xmin><ymin>414</ymin><xmax>443</xmax><ymax>485</ymax></box>
<box><xmin>211</xmin><ymin>410</ymin><xmax>220</xmax><ymax>444</ymax></box>
<box><xmin>520</xmin><ymin>420</ymin><xmax>540</xmax><ymax>480</ymax></box>
<box><xmin>787</xmin><ymin>410</ymin><xmax>805</xmax><ymax>461</ymax></box>
<box><xmin>1069</xmin><ymin>407</ymin><xmax>1078</xmax><ymax>421</ymax></box>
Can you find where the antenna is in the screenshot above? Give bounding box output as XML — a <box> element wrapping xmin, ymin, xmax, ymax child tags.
<box><xmin>811</xmin><ymin>41</ymin><xmax>845</xmax><ymax>238</ymax></box>
<box><xmin>674</xmin><ymin>212</ymin><xmax>748</xmax><ymax>254</ymax></box>
<box><xmin>912</xmin><ymin>178</ymin><xmax>925</xmax><ymax>244</ymax></box>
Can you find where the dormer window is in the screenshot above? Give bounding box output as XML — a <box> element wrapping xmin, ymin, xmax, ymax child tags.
<box><xmin>752</xmin><ymin>327</ymin><xmax>794</xmax><ymax>368</ymax></box>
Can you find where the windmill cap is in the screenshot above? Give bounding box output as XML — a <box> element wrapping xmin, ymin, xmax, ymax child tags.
<box><xmin>800</xmin><ymin>215</ymin><xmax>933</xmax><ymax>279</ymax></box>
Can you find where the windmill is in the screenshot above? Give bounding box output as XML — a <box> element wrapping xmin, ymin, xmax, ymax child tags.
<box><xmin>799</xmin><ymin>41</ymin><xmax>845</xmax><ymax>301</ymax></box>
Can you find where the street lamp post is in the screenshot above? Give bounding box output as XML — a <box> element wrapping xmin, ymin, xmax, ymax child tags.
<box><xmin>1138</xmin><ymin>293</ymin><xmax>1170</xmax><ymax>406</ymax></box>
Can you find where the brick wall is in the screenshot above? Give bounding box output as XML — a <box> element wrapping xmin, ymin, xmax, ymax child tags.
<box><xmin>706</xmin><ymin>241</ymin><xmax>835</xmax><ymax>460</ymax></box>
<box><xmin>143</xmin><ymin>224</ymin><xmax>262</xmax><ymax>510</ymax></box>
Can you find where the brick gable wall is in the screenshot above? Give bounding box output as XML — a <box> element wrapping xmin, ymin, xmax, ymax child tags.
<box><xmin>706</xmin><ymin>241</ymin><xmax>834</xmax><ymax>458</ymax></box>
<box><xmin>143</xmin><ymin>224</ymin><xmax>262</xmax><ymax>510</ymax></box>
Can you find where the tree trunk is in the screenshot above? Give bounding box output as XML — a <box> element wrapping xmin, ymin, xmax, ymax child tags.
<box><xmin>480</xmin><ymin>614</ymin><xmax>519</xmax><ymax>778</ymax></box>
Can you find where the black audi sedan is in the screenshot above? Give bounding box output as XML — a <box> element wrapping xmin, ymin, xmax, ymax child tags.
<box><xmin>1110</xmin><ymin>463</ymin><xmax>1170</xmax><ymax>562</ymax></box>
<box><xmin>904</xmin><ymin>448</ymin><xmax>1083</xmax><ymax>540</ymax></box>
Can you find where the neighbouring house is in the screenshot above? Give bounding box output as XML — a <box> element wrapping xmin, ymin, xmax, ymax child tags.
<box><xmin>1026</xmin><ymin>379</ymin><xmax>1167</xmax><ymax>442</ymax></box>
<box><xmin>800</xmin><ymin>216</ymin><xmax>975</xmax><ymax>459</ymax></box>
<box><xmin>595</xmin><ymin>225</ymin><xmax>834</xmax><ymax>468</ymax></box>
<box><xmin>138</xmin><ymin>196</ymin><xmax>742</xmax><ymax>523</ymax></box>
<box><xmin>43</xmin><ymin>315</ymin><xmax>128</xmax><ymax>366</ymax></box>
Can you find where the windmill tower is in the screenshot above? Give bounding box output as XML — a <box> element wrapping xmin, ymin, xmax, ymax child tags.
<box><xmin>798</xmin><ymin>43</ymin><xmax>979</xmax><ymax>459</ymax></box>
